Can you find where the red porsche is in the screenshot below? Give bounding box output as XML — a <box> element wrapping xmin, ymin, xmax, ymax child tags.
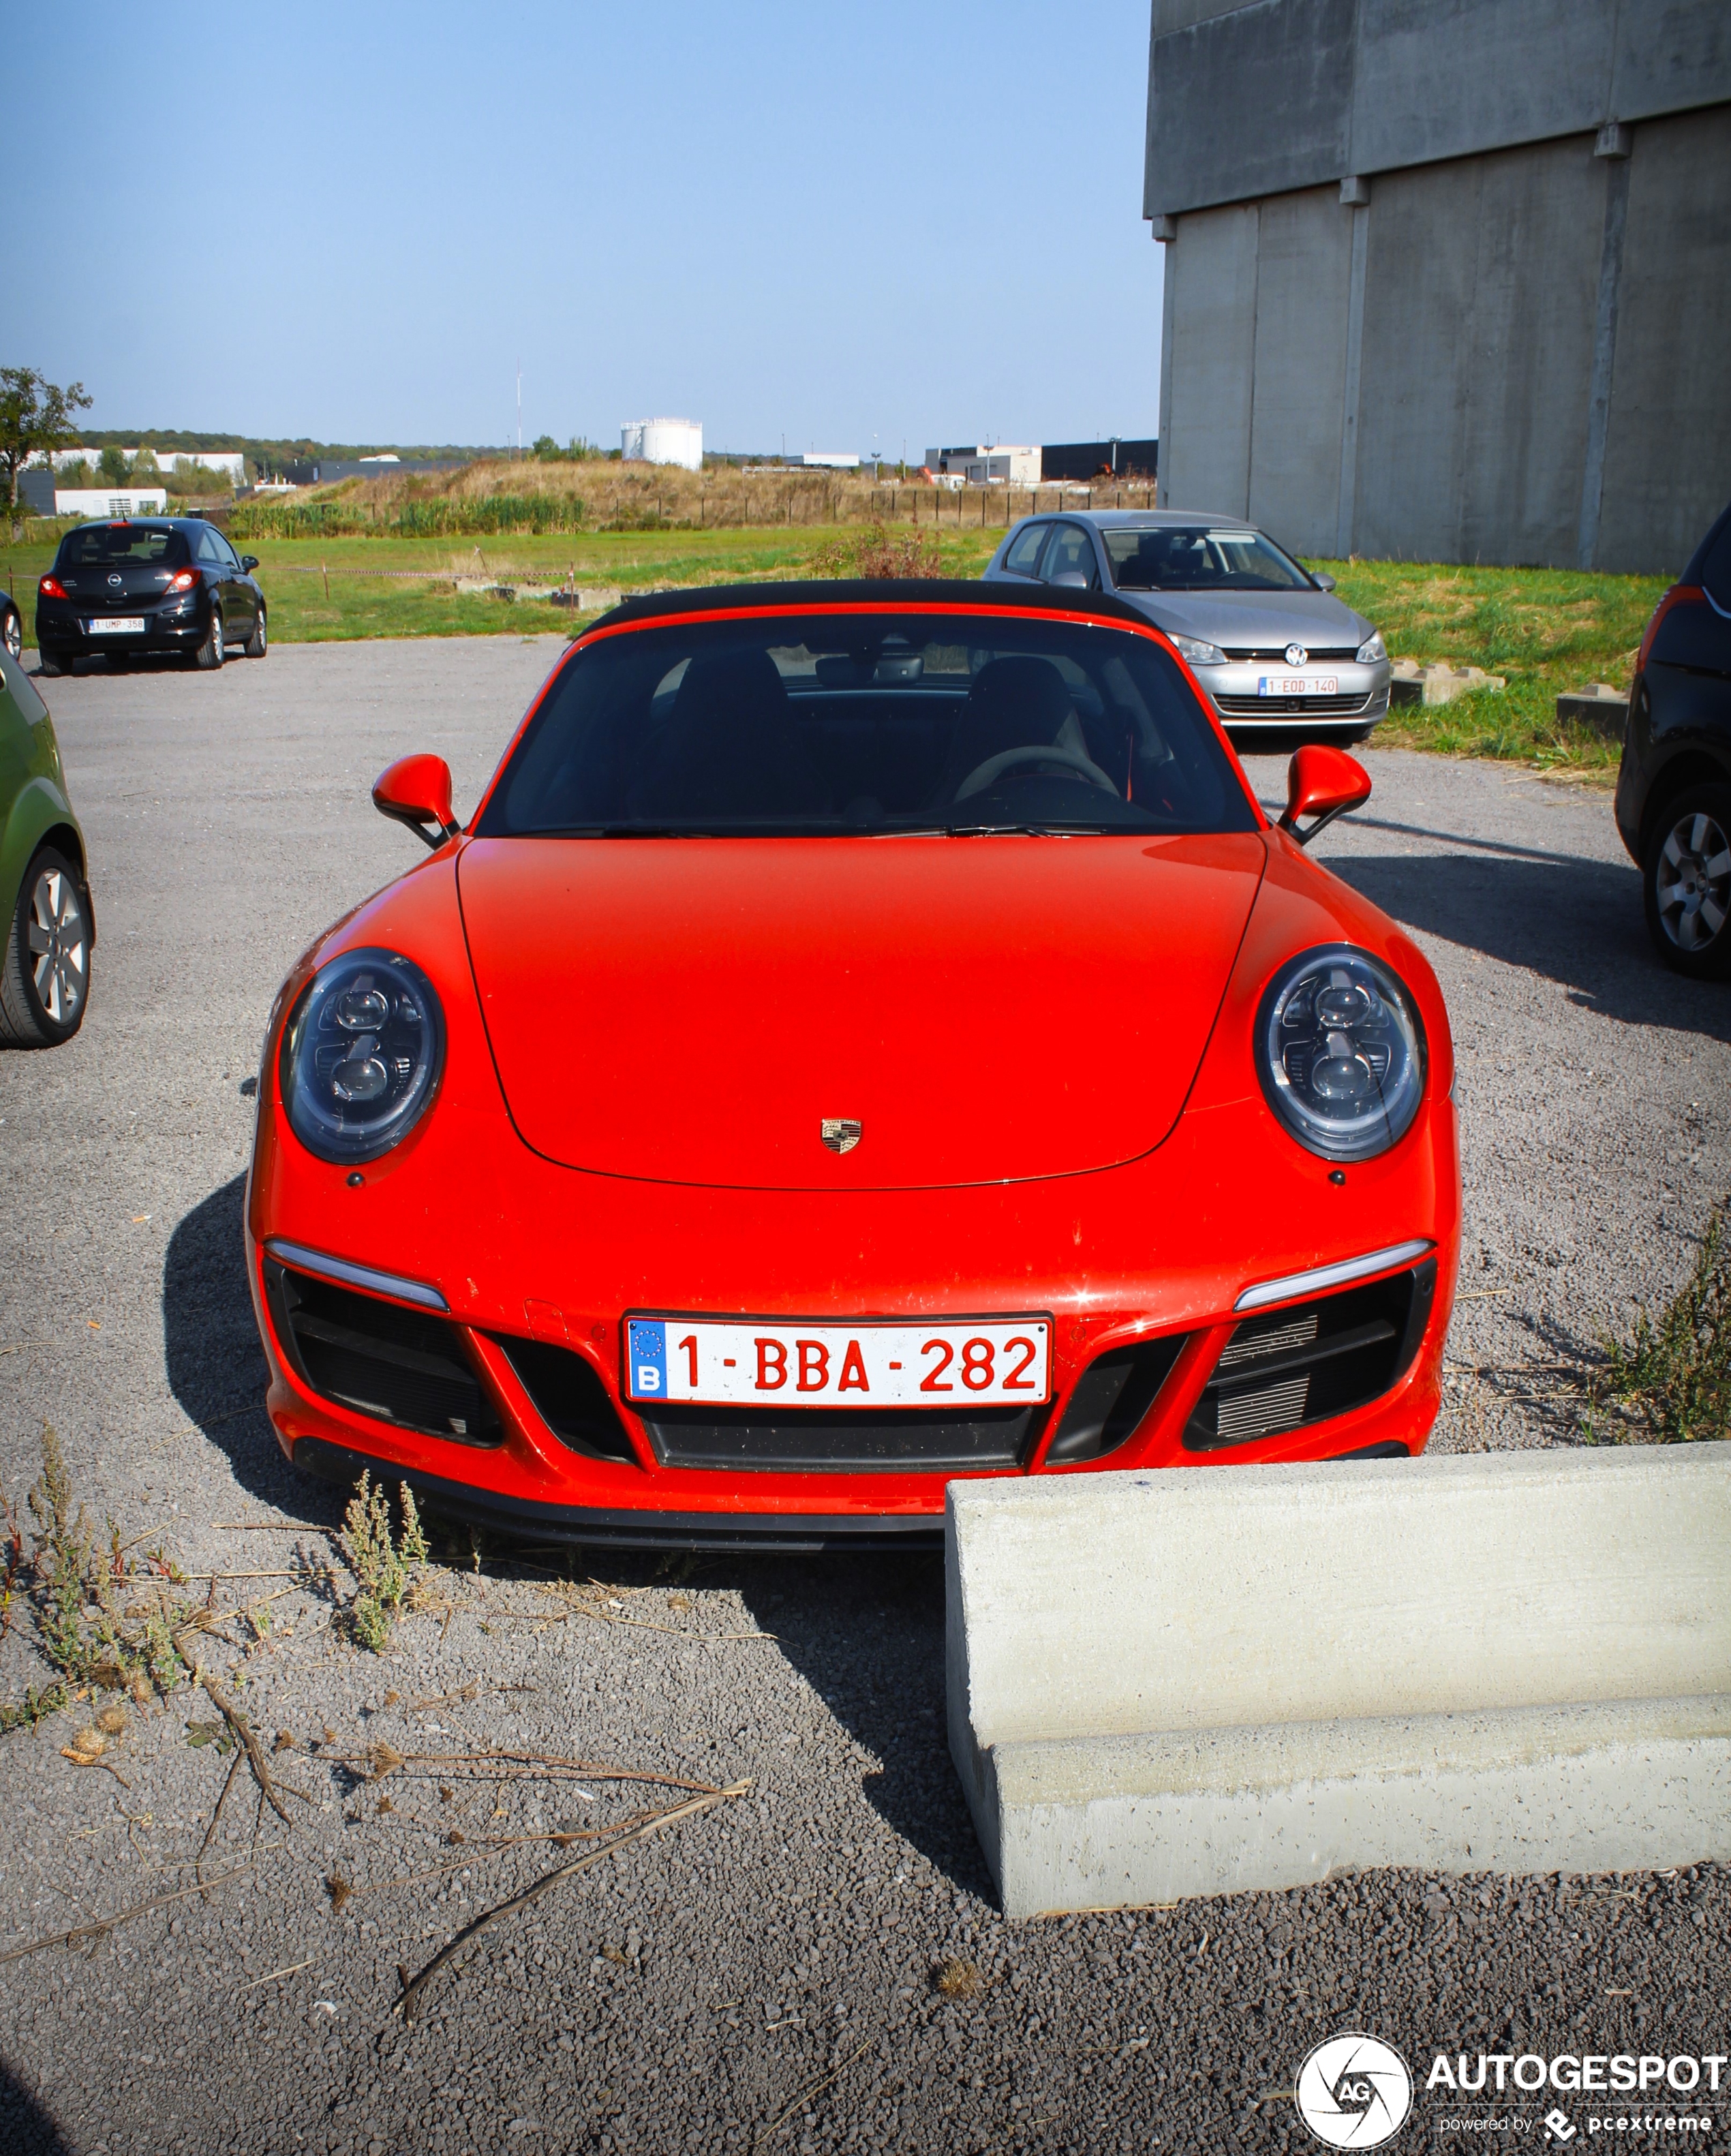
<box><xmin>245</xmin><ymin>582</ymin><xmax>1460</xmax><ymax>1549</ymax></box>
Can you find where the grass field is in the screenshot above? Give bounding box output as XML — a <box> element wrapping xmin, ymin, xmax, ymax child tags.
<box><xmin>1</xmin><ymin>527</ymin><xmax>1002</xmax><ymax>647</ymax></box>
<box><xmin>1313</xmin><ymin>557</ymin><xmax>1664</xmax><ymax>773</ymax></box>
<box><xmin>3</xmin><ymin>519</ymin><xmax>1663</xmax><ymax>772</ymax></box>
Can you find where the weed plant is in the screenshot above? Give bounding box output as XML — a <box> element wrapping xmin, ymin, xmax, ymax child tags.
<box><xmin>0</xmin><ymin>1428</ymin><xmax>200</xmax><ymax>1729</ymax></box>
<box><xmin>341</xmin><ymin>1471</ymin><xmax>429</xmax><ymax>1651</ymax></box>
<box><xmin>808</xmin><ymin>523</ymin><xmax>943</xmax><ymax>579</ymax></box>
<box><xmin>1589</xmin><ymin>1200</ymin><xmax>1731</xmax><ymax>1443</ymax></box>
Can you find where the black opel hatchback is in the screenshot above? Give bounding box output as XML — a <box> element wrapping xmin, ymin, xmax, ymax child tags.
<box><xmin>35</xmin><ymin>517</ymin><xmax>266</xmax><ymax>676</ymax></box>
<box><xmin>1615</xmin><ymin>500</ymin><xmax>1731</xmax><ymax>979</ymax></box>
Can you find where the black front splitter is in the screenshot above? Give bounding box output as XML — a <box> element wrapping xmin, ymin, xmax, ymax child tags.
<box><xmin>291</xmin><ymin>1438</ymin><xmax>944</xmax><ymax>1553</ymax></box>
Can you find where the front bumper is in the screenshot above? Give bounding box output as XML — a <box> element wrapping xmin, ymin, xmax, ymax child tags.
<box><xmin>1202</xmin><ymin>659</ymin><xmax>1390</xmax><ymax>735</ymax></box>
<box><xmin>246</xmin><ymin>1096</ymin><xmax>1462</xmax><ymax>1547</ymax></box>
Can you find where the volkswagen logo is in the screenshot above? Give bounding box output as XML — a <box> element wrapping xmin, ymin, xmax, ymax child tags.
<box><xmin>108</xmin><ymin>573</ymin><xmax>123</xmax><ymax>587</ymax></box>
<box><xmin>820</xmin><ymin>1118</ymin><xmax>862</xmax><ymax>1155</ymax></box>
<box><xmin>1285</xmin><ymin>642</ymin><xmax>1308</xmax><ymax>668</ymax></box>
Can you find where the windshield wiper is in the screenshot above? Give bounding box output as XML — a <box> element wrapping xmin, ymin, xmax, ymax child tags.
<box><xmin>943</xmin><ymin>823</ymin><xmax>1103</xmax><ymax>837</ymax></box>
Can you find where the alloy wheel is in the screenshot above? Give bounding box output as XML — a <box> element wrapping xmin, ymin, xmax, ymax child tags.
<box><xmin>27</xmin><ymin>863</ymin><xmax>89</xmax><ymax>1027</ymax></box>
<box><xmin>2</xmin><ymin>611</ymin><xmax>19</xmax><ymax>662</ymax></box>
<box><xmin>1655</xmin><ymin>809</ymin><xmax>1731</xmax><ymax>953</ymax></box>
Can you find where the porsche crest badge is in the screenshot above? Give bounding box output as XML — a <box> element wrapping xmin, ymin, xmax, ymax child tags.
<box><xmin>821</xmin><ymin>1118</ymin><xmax>862</xmax><ymax>1155</ymax></box>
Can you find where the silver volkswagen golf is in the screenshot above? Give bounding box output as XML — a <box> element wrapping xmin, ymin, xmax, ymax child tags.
<box><xmin>983</xmin><ymin>510</ymin><xmax>1390</xmax><ymax>748</ymax></box>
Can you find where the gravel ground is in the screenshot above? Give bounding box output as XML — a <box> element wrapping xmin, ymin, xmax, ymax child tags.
<box><xmin>0</xmin><ymin>639</ymin><xmax>1726</xmax><ymax>2156</ymax></box>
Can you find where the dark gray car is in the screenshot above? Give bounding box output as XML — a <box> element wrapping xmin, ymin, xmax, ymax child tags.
<box><xmin>35</xmin><ymin>517</ymin><xmax>266</xmax><ymax>676</ymax></box>
<box><xmin>984</xmin><ymin>509</ymin><xmax>1390</xmax><ymax>748</ymax></box>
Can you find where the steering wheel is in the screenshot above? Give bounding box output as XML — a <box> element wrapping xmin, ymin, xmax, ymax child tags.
<box><xmin>954</xmin><ymin>743</ymin><xmax>1120</xmax><ymax>802</ymax></box>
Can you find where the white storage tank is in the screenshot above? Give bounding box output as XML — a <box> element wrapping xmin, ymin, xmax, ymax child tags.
<box><xmin>620</xmin><ymin>418</ymin><xmax>703</xmax><ymax>471</ymax></box>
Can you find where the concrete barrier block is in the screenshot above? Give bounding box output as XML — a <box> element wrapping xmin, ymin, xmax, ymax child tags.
<box><xmin>1556</xmin><ymin>683</ymin><xmax>1629</xmax><ymax>736</ymax></box>
<box><xmin>946</xmin><ymin>1445</ymin><xmax>1731</xmax><ymax>1918</ymax></box>
<box><xmin>1389</xmin><ymin>659</ymin><xmax>1507</xmax><ymax>707</ymax></box>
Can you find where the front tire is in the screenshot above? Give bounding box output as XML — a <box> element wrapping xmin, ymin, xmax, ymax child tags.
<box><xmin>1643</xmin><ymin>784</ymin><xmax>1731</xmax><ymax>979</ymax></box>
<box><xmin>244</xmin><ymin>606</ymin><xmax>267</xmax><ymax>658</ymax></box>
<box><xmin>194</xmin><ymin>606</ymin><xmax>225</xmax><ymax>670</ymax></box>
<box><xmin>2</xmin><ymin>610</ymin><xmax>20</xmax><ymax>663</ymax></box>
<box><xmin>0</xmin><ymin>846</ymin><xmax>93</xmax><ymax>1047</ymax></box>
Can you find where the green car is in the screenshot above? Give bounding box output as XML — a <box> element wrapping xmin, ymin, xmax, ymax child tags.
<box><xmin>0</xmin><ymin>647</ymin><xmax>93</xmax><ymax>1046</ymax></box>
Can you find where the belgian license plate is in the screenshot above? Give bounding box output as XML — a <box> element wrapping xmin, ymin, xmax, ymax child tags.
<box><xmin>88</xmin><ymin>617</ymin><xmax>145</xmax><ymax>634</ymax></box>
<box><xmin>1257</xmin><ymin>673</ymin><xmax>1337</xmax><ymax>696</ymax></box>
<box><xmin>624</xmin><ymin>1314</ymin><xmax>1052</xmax><ymax>1409</ymax></box>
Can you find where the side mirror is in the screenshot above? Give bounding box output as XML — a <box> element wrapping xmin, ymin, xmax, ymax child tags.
<box><xmin>373</xmin><ymin>753</ymin><xmax>460</xmax><ymax>848</ymax></box>
<box><xmin>1311</xmin><ymin>570</ymin><xmax>1337</xmax><ymax>591</ymax></box>
<box><xmin>239</xmin><ymin>554</ymin><xmax>260</xmax><ymax>573</ymax></box>
<box><xmin>1278</xmin><ymin>743</ymin><xmax>1370</xmax><ymax>847</ymax></box>
<box><xmin>1049</xmin><ymin>568</ymin><xmax>1090</xmax><ymax>590</ymax></box>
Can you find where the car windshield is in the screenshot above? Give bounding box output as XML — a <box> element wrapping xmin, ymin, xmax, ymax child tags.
<box><xmin>1104</xmin><ymin>526</ymin><xmax>1311</xmax><ymax>592</ymax></box>
<box><xmin>476</xmin><ymin>610</ymin><xmax>1257</xmax><ymax>838</ymax></box>
<box><xmin>56</xmin><ymin>525</ymin><xmax>187</xmax><ymax>567</ymax></box>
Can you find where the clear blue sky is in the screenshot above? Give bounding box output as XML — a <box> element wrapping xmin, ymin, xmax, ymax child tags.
<box><xmin>10</xmin><ymin>1</ymin><xmax>1162</xmax><ymax>455</ymax></box>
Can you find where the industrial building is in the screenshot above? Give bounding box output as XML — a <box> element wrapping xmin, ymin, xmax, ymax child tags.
<box><xmin>621</xmin><ymin>418</ymin><xmax>703</xmax><ymax>471</ymax></box>
<box><xmin>1039</xmin><ymin>439</ymin><xmax>1160</xmax><ymax>482</ymax></box>
<box><xmin>925</xmin><ymin>445</ymin><xmax>1043</xmax><ymax>485</ymax></box>
<box><xmin>923</xmin><ymin>442</ymin><xmax>1159</xmax><ymax>485</ymax></box>
<box><xmin>1144</xmin><ymin>0</ymin><xmax>1731</xmax><ymax>574</ymax></box>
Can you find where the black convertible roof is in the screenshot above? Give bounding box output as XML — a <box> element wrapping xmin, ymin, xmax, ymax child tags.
<box><xmin>588</xmin><ymin>578</ymin><xmax>1158</xmax><ymax>633</ymax></box>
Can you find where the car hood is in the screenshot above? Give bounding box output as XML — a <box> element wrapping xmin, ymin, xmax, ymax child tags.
<box><xmin>457</xmin><ymin>833</ymin><xmax>1266</xmax><ymax>1190</ymax></box>
<box><xmin>1116</xmin><ymin>589</ymin><xmax>1373</xmax><ymax>650</ymax></box>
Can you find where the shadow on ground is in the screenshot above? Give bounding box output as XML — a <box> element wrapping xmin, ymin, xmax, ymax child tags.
<box><xmin>161</xmin><ymin>1179</ymin><xmax>981</xmax><ymax>1890</ymax></box>
<box><xmin>1328</xmin><ymin>842</ymin><xmax>1730</xmax><ymax>1039</ymax></box>
<box><xmin>162</xmin><ymin>1171</ymin><xmax>337</xmax><ymax>1522</ymax></box>
<box><xmin>0</xmin><ymin>2059</ymin><xmax>70</xmax><ymax>2155</ymax></box>
<box><xmin>735</xmin><ymin>1552</ymin><xmax>994</xmax><ymax>1900</ymax></box>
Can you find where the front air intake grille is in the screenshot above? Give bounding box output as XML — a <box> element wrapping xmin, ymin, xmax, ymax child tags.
<box><xmin>1044</xmin><ymin>1333</ymin><xmax>1189</xmax><ymax>1464</ymax></box>
<box><xmin>638</xmin><ymin>1405</ymin><xmax>1036</xmax><ymax>1473</ymax></box>
<box><xmin>1214</xmin><ymin>690</ymin><xmax>1375</xmax><ymax>718</ymax></box>
<box><xmin>264</xmin><ymin>1261</ymin><xmax>502</xmax><ymax>1445</ymax></box>
<box><xmin>1184</xmin><ymin>1260</ymin><xmax>1436</xmax><ymax>1453</ymax></box>
<box><xmin>489</xmin><ymin>1336</ymin><xmax>638</xmax><ymax>1464</ymax></box>
<box><xmin>1220</xmin><ymin>646</ymin><xmax>1360</xmax><ymax>663</ymax></box>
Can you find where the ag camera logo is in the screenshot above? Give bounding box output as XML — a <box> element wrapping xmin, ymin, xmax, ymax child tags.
<box><xmin>1296</xmin><ymin>2033</ymin><xmax>1414</xmax><ymax>2149</ymax></box>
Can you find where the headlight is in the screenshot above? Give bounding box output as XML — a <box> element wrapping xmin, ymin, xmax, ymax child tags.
<box><xmin>1255</xmin><ymin>946</ymin><xmax>1426</xmax><ymax>1161</ymax></box>
<box><xmin>1169</xmin><ymin>632</ymin><xmax>1227</xmax><ymax>668</ymax></box>
<box><xmin>279</xmin><ymin>948</ymin><xmax>445</xmax><ymax>1163</ymax></box>
<box><xmin>1355</xmin><ymin>630</ymin><xmax>1388</xmax><ymax>664</ymax></box>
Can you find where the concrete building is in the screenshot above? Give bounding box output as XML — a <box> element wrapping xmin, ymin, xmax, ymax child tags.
<box><xmin>620</xmin><ymin>418</ymin><xmax>703</xmax><ymax>471</ymax></box>
<box><xmin>925</xmin><ymin>445</ymin><xmax>1043</xmax><ymax>484</ymax></box>
<box><xmin>1144</xmin><ymin>0</ymin><xmax>1731</xmax><ymax>574</ymax></box>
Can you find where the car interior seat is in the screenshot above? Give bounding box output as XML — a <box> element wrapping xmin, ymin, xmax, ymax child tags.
<box><xmin>637</xmin><ymin>648</ymin><xmax>828</xmax><ymax>820</ymax></box>
<box><xmin>934</xmin><ymin>656</ymin><xmax>1092</xmax><ymax>803</ymax></box>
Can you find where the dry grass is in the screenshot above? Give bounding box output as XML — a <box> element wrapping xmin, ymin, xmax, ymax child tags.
<box><xmin>1589</xmin><ymin>1199</ymin><xmax>1731</xmax><ymax>1443</ymax></box>
<box><xmin>232</xmin><ymin>457</ymin><xmax>1122</xmax><ymax>542</ymax></box>
<box><xmin>932</xmin><ymin>1955</ymin><xmax>983</xmax><ymax>1999</ymax></box>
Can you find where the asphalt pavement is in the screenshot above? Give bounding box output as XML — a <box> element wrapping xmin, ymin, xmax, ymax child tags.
<box><xmin>0</xmin><ymin>638</ymin><xmax>1726</xmax><ymax>2156</ymax></box>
